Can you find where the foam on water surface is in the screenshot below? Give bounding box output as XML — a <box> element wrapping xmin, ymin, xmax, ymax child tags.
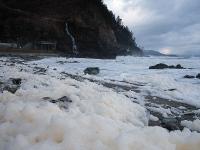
<box><xmin>0</xmin><ymin>56</ymin><xmax>200</xmax><ymax>150</ymax></box>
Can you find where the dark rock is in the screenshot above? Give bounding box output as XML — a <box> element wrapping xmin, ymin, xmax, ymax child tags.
<box><xmin>42</xmin><ymin>97</ymin><xmax>53</xmax><ymax>101</ymax></box>
<box><xmin>176</xmin><ymin>64</ymin><xmax>184</xmax><ymax>69</ymax></box>
<box><xmin>33</xmin><ymin>67</ymin><xmax>47</xmax><ymax>75</ymax></box>
<box><xmin>168</xmin><ymin>65</ymin><xmax>176</xmax><ymax>69</ymax></box>
<box><xmin>3</xmin><ymin>85</ymin><xmax>19</xmax><ymax>94</ymax></box>
<box><xmin>8</xmin><ymin>63</ymin><xmax>15</xmax><ymax>66</ymax></box>
<box><xmin>57</xmin><ymin>96</ymin><xmax>72</xmax><ymax>103</ymax></box>
<box><xmin>168</xmin><ymin>89</ymin><xmax>176</xmax><ymax>91</ymax></box>
<box><xmin>84</xmin><ymin>67</ymin><xmax>100</xmax><ymax>75</ymax></box>
<box><xmin>1</xmin><ymin>78</ymin><xmax>22</xmax><ymax>94</ymax></box>
<box><xmin>11</xmin><ymin>78</ymin><xmax>22</xmax><ymax>85</ymax></box>
<box><xmin>48</xmin><ymin>96</ymin><xmax>72</xmax><ymax>109</ymax></box>
<box><xmin>45</xmin><ymin>96</ymin><xmax>72</xmax><ymax>104</ymax></box>
<box><xmin>196</xmin><ymin>73</ymin><xmax>200</xmax><ymax>79</ymax></box>
<box><xmin>184</xmin><ymin>75</ymin><xmax>195</xmax><ymax>79</ymax></box>
<box><xmin>57</xmin><ymin>61</ymin><xmax>79</xmax><ymax>64</ymax></box>
<box><xmin>161</xmin><ymin>118</ymin><xmax>180</xmax><ymax>131</ymax></box>
<box><xmin>50</xmin><ymin>100</ymin><xmax>57</xmax><ymax>103</ymax></box>
<box><xmin>69</xmin><ymin>61</ymin><xmax>79</xmax><ymax>63</ymax></box>
<box><xmin>0</xmin><ymin>81</ymin><xmax>4</xmax><ymax>92</ymax></box>
<box><xmin>149</xmin><ymin>63</ymin><xmax>169</xmax><ymax>69</ymax></box>
<box><xmin>149</xmin><ymin>63</ymin><xmax>185</xmax><ymax>69</ymax></box>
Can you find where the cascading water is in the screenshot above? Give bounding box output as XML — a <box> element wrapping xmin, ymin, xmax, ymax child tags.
<box><xmin>65</xmin><ymin>22</ymin><xmax>79</xmax><ymax>55</ymax></box>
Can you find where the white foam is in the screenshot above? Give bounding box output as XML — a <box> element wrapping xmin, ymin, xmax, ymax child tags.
<box><xmin>181</xmin><ymin>120</ymin><xmax>200</xmax><ymax>132</ymax></box>
<box><xmin>32</xmin><ymin>56</ymin><xmax>200</xmax><ymax>106</ymax></box>
<box><xmin>1</xmin><ymin>56</ymin><xmax>200</xmax><ymax>150</ymax></box>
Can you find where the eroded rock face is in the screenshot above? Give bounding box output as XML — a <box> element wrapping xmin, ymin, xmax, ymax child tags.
<box><xmin>0</xmin><ymin>0</ymin><xmax>141</xmax><ymax>58</ymax></box>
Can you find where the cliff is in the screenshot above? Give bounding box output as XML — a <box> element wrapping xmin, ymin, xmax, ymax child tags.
<box><xmin>0</xmin><ymin>0</ymin><xmax>142</xmax><ymax>58</ymax></box>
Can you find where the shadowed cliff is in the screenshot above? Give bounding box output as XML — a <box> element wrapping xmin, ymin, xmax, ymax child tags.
<box><xmin>0</xmin><ymin>0</ymin><xmax>142</xmax><ymax>58</ymax></box>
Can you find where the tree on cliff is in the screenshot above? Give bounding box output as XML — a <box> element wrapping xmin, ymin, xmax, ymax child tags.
<box><xmin>93</xmin><ymin>0</ymin><xmax>140</xmax><ymax>54</ymax></box>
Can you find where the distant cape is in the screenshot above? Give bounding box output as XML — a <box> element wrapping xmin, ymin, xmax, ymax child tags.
<box><xmin>143</xmin><ymin>50</ymin><xmax>177</xmax><ymax>57</ymax></box>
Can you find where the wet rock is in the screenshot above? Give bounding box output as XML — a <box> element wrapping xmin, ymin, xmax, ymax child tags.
<box><xmin>49</xmin><ymin>100</ymin><xmax>57</xmax><ymax>103</ymax></box>
<box><xmin>57</xmin><ymin>61</ymin><xmax>79</xmax><ymax>64</ymax></box>
<box><xmin>168</xmin><ymin>89</ymin><xmax>176</xmax><ymax>91</ymax></box>
<box><xmin>149</xmin><ymin>63</ymin><xmax>185</xmax><ymax>69</ymax></box>
<box><xmin>176</xmin><ymin>64</ymin><xmax>184</xmax><ymax>69</ymax></box>
<box><xmin>33</xmin><ymin>67</ymin><xmax>47</xmax><ymax>75</ymax></box>
<box><xmin>8</xmin><ymin>63</ymin><xmax>15</xmax><ymax>66</ymax></box>
<box><xmin>11</xmin><ymin>78</ymin><xmax>22</xmax><ymax>85</ymax></box>
<box><xmin>84</xmin><ymin>67</ymin><xmax>100</xmax><ymax>75</ymax></box>
<box><xmin>183</xmin><ymin>74</ymin><xmax>200</xmax><ymax>79</ymax></box>
<box><xmin>184</xmin><ymin>75</ymin><xmax>195</xmax><ymax>79</ymax></box>
<box><xmin>161</xmin><ymin>118</ymin><xmax>181</xmax><ymax>131</ymax></box>
<box><xmin>0</xmin><ymin>81</ymin><xmax>4</xmax><ymax>92</ymax></box>
<box><xmin>57</xmin><ymin>96</ymin><xmax>72</xmax><ymax>103</ymax></box>
<box><xmin>146</xmin><ymin>95</ymin><xmax>199</xmax><ymax>131</ymax></box>
<box><xmin>168</xmin><ymin>65</ymin><xmax>176</xmax><ymax>69</ymax></box>
<box><xmin>47</xmin><ymin>96</ymin><xmax>72</xmax><ymax>109</ymax></box>
<box><xmin>3</xmin><ymin>85</ymin><xmax>19</xmax><ymax>94</ymax></box>
<box><xmin>196</xmin><ymin>73</ymin><xmax>200</xmax><ymax>79</ymax></box>
<box><xmin>42</xmin><ymin>97</ymin><xmax>53</xmax><ymax>101</ymax></box>
<box><xmin>149</xmin><ymin>63</ymin><xmax>169</xmax><ymax>69</ymax></box>
<box><xmin>1</xmin><ymin>78</ymin><xmax>22</xmax><ymax>94</ymax></box>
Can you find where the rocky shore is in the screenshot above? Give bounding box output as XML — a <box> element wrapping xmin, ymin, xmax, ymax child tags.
<box><xmin>1</xmin><ymin>56</ymin><xmax>200</xmax><ymax>132</ymax></box>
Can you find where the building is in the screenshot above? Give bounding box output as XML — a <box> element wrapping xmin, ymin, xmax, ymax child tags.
<box><xmin>35</xmin><ymin>41</ymin><xmax>57</xmax><ymax>51</ymax></box>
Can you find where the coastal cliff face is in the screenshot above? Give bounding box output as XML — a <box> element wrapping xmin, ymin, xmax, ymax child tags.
<box><xmin>0</xmin><ymin>0</ymin><xmax>142</xmax><ymax>58</ymax></box>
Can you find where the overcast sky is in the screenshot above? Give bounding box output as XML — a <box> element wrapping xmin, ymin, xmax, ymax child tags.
<box><xmin>104</xmin><ymin>0</ymin><xmax>200</xmax><ymax>55</ymax></box>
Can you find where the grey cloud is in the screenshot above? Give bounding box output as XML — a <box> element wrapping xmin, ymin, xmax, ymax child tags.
<box><xmin>105</xmin><ymin>0</ymin><xmax>200</xmax><ymax>55</ymax></box>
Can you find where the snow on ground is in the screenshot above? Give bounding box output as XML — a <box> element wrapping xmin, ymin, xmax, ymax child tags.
<box><xmin>0</xmin><ymin>56</ymin><xmax>200</xmax><ymax>150</ymax></box>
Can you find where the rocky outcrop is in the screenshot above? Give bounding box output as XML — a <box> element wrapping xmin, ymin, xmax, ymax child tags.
<box><xmin>196</xmin><ymin>73</ymin><xmax>200</xmax><ymax>79</ymax></box>
<box><xmin>84</xmin><ymin>67</ymin><xmax>100</xmax><ymax>75</ymax></box>
<box><xmin>149</xmin><ymin>63</ymin><xmax>185</xmax><ymax>69</ymax></box>
<box><xmin>0</xmin><ymin>78</ymin><xmax>22</xmax><ymax>94</ymax></box>
<box><xmin>184</xmin><ymin>75</ymin><xmax>195</xmax><ymax>79</ymax></box>
<box><xmin>0</xmin><ymin>0</ymin><xmax>142</xmax><ymax>58</ymax></box>
<box><xmin>184</xmin><ymin>73</ymin><xmax>200</xmax><ymax>79</ymax></box>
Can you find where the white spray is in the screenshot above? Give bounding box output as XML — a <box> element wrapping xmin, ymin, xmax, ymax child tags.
<box><xmin>65</xmin><ymin>22</ymin><xmax>79</xmax><ymax>55</ymax></box>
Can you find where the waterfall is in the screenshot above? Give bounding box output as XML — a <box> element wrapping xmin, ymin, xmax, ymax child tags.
<box><xmin>65</xmin><ymin>22</ymin><xmax>79</xmax><ymax>55</ymax></box>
